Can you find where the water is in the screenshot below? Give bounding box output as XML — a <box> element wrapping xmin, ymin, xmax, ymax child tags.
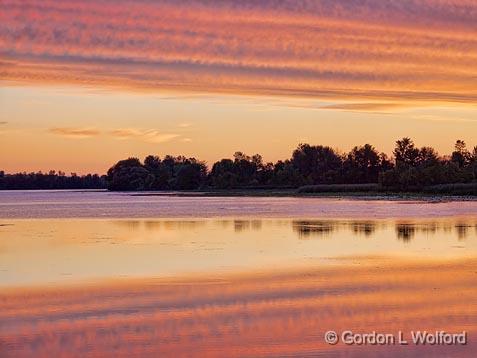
<box><xmin>1</xmin><ymin>190</ymin><xmax>476</xmax><ymax>219</ymax></box>
<box><xmin>0</xmin><ymin>191</ymin><xmax>476</xmax><ymax>357</ymax></box>
<box><xmin>0</xmin><ymin>218</ymin><xmax>476</xmax><ymax>287</ymax></box>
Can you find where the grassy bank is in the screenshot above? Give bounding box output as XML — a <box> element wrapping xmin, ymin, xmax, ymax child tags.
<box><xmin>297</xmin><ymin>182</ymin><xmax>477</xmax><ymax>196</ymax></box>
<box><xmin>126</xmin><ymin>182</ymin><xmax>477</xmax><ymax>199</ymax></box>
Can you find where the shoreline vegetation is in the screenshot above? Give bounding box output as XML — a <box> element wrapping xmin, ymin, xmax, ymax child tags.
<box><xmin>1</xmin><ymin>138</ymin><xmax>476</xmax><ymax>196</ymax></box>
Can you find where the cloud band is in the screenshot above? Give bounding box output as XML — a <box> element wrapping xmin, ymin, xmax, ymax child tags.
<box><xmin>1</xmin><ymin>0</ymin><xmax>476</xmax><ymax>104</ymax></box>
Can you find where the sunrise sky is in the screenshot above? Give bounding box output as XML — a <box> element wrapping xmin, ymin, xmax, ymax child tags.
<box><xmin>1</xmin><ymin>0</ymin><xmax>476</xmax><ymax>174</ymax></box>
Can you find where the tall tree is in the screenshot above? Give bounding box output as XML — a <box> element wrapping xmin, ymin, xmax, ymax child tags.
<box><xmin>451</xmin><ymin>140</ymin><xmax>471</xmax><ymax>167</ymax></box>
<box><xmin>393</xmin><ymin>137</ymin><xmax>419</xmax><ymax>166</ymax></box>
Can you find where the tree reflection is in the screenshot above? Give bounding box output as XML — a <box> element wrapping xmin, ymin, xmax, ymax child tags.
<box><xmin>292</xmin><ymin>221</ymin><xmax>336</xmax><ymax>238</ymax></box>
<box><xmin>111</xmin><ymin>218</ymin><xmax>476</xmax><ymax>243</ymax></box>
<box><xmin>396</xmin><ymin>223</ymin><xmax>415</xmax><ymax>242</ymax></box>
<box><xmin>455</xmin><ymin>223</ymin><xmax>470</xmax><ymax>240</ymax></box>
<box><xmin>233</xmin><ymin>220</ymin><xmax>263</xmax><ymax>232</ymax></box>
<box><xmin>350</xmin><ymin>221</ymin><xmax>376</xmax><ymax>236</ymax></box>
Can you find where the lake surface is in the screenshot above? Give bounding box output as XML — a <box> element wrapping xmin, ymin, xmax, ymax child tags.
<box><xmin>1</xmin><ymin>189</ymin><xmax>477</xmax><ymax>219</ymax></box>
<box><xmin>1</xmin><ymin>191</ymin><xmax>476</xmax><ymax>357</ymax></box>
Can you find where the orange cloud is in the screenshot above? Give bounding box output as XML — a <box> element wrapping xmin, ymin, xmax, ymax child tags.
<box><xmin>1</xmin><ymin>0</ymin><xmax>477</xmax><ymax>104</ymax></box>
<box><xmin>49</xmin><ymin>127</ymin><xmax>100</xmax><ymax>138</ymax></box>
<box><xmin>109</xmin><ymin>128</ymin><xmax>179</xmax><ymax>143</ymax></box>
<box><xmin>321</xmin><ymin>102</ymin><xmax>409</xmax><ymax>112</ymax></box>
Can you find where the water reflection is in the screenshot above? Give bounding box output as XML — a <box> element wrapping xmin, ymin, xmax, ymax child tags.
<box><xmin>455</xmin><ymin>222</ymin><xmax>472</xmax><ymax>240</ymax></box>
<box><xmin>0</xmin><ymin>217</ymin><xmax>476</xmax><ymax>287</ymax></box>
<box><xmin>2</xmin><ymin>259</ymin><xmax>477</xmax><ymax>357</ymax></box>
<box><xmin>230</xmin><ymin>220</ymin><xmax>262</xmax><ymax>232</ymax></box>
<box><xmin>289</xmin><ymin>220</ymin><xmax>476</xmax><ymax>241</ymax></box>
<box><xmin>105</xmin><ymin>218</ymin><xmax>477</xmax><ymax>241</ymax></box>
<box><xmin>112</xmin><ymin>220</ymin><xmax>142</xmax><ymax>230</ymax></box>
<box><xmin>396</xmin><ymin>224</ymin><xmax>415</xmax><ymax>242</ymax></box>
<box><xmin>394</xmin><ymin>221</ymin><xmax>476</xmax><ymax>241</ymax></box>
<box><xmin>292</xmin><ymin>220</ymin><xmax>379</xmax><ymax>238</ymax></box>
<box><xmin>350</xmin><ymin>221</ymin><xmax>376</xmax><ymax>236</ymax></box>
<box><xmin>292</xmin><ymin>221</ymin><xmax>336</xmax><ymax>238</ymax></box>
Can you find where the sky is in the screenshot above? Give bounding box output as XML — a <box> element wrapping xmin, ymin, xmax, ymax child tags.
<box><xmin>1</xmin><ymin>0</ymin><xmax>476</xmax><ymax>174</ymax></box>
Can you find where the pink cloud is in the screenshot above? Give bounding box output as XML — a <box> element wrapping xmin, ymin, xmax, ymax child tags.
<box><xmin>1</xmin><ymin>0</ymin><xmax>476</xmax><ymax>104</ymax></box>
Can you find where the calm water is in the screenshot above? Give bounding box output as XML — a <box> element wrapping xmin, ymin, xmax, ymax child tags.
<box><xmin>0</xmin><ymin>218</ymin><xmax>476</xmax><ymax>287</ymax></box>
<box><xmin>1</xmin><ymin>190</ymin><xmax>477</xmax><ymax>218</ymax></box>
<box><xmin>1</xmin><ymin>191</ymin><xmax>476</xmax><ymax>357</ymax></box>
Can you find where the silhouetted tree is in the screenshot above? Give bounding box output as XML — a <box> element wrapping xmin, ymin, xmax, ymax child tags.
<box><xmin>209</xmin><ymin>159</ymin><xmax>238</xmax><ymax>189</ymax></box>
<box><xmin>381</xmin><ymin>138</ymin><xmax>475</xmax><ymax>189</ymax></box>
<box><xmin>270</xmin><ymin>160</ymin><xmax>305</xmax><ymax>187</ymax></box>
<box><xmin>107</xmin><ymin>158</ymin><xmax>151</xmax><ymax>191</ymax></box>
<box><xmin>0</xmin><ymin>171</ymin><xmax>106</xmax><ymax>190</ymax></box>
<box><xmin>416</xmin><ymin>146</ymin><xmax>439</xmax><ymax>166</ymax></box>
<box><xmin>143</xmin><ymin>155</ymin><xmax>171</xmax><ymax>189</ymax></box>
<box><xmin>208</xmin><ymin>152</ymin><xmax>268</xmax><ymax>188</ymax></box>
<box><xmin>451</xmin><ymin>140</ymin><xmax>471</xmax><ymax>168</ymax></box>
<box><xmin>291</xmin><ymin>144</ymin><xmax>342</xmax><ymax>184</ymax></box>
<box><xmin>106</xmin><ymin>155</ymin><xmax>207</xmax><ymax>191</ymax></box>
<box><xmin>174</xmin><ymin>160</ymin><xmax>207</xmax><ymax>190</ymax></box>
<box><xmin>343</xmin><ymin>144</ymin><xmax>381</xmax><ymax>183</ymax></box>
<box><xmin>394</xmin><ymin>137</ymin><xmax>420</xmax><ymax>166</ymax></box>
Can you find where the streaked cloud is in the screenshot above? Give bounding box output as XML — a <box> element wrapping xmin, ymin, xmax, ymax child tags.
<box><xmin>178</xmin><ymin>123</ymin><xmax>192</xmax><ymax>128</ymax></box>
<box><xmin>0</xmin><ymin>121</ymin><xmax>7</xmax><ymax>125</ymax></box>
<box><xmin>321</xmin><ymin>102</ymin><xmax>408</xmax><ymax>112</ymax></box>
<box><xmin>411</xmin><ymin>114</ymin><xmax>477</xmax><ymax>123</ymax></box>
<box><xmin>49</xmin><ymin>127</ymin><xmax>100</xmax><ymax>138</ymax></box>
<box><xmin>109</xmin><ymin>128</ymin><xmax>179</xmax><ymax>143</ymax></box>
<box><xmin>1</xmin><ymin>0</ymin><xmax>476</xmax><ymax>105</ymax></box>
<box><xmin>49</xmin><ymin>126</ymin><xmax>180</xmax><ymax>142</ymax></box>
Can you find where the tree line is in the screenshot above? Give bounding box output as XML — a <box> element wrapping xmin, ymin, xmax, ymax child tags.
<box><xmin>1</xmin><ymin>138</ymin><xmax>476</xmax><ymax>191</ymax></box>
<box><xmin>0</xmin><ymin>171</ymin><xmax>106</xmax><ymax>190</ymax></box>
<box><xmin>105</xmin><ymin>138</ymin><xmax>477</xmax><ymax>191</ymax></box>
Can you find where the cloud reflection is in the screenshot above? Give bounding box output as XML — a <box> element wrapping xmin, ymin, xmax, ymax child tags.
<box><xmin>1</xmin><ymin>258</ymin><xmax>476</xmax><ymax>356</ymax></box>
